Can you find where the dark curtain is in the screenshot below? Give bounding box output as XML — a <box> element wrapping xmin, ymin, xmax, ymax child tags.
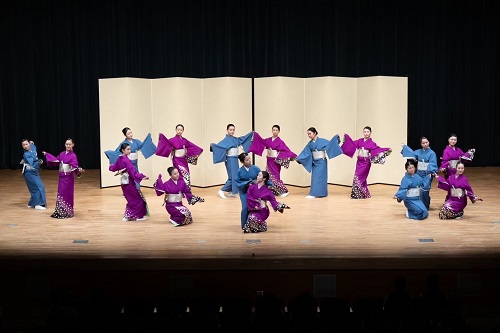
<box><xmin>1</xmin><ymin>0</ymin><xmax>498</xmax><ymax>169</ymax></box>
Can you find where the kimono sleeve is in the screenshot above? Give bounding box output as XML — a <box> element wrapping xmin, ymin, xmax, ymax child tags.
<box><xmin>248</xmin><ymin>131</ymin><xmax>266</xmax><ymax>156</ymax></box>
<box><xmin>401</xmin><ymin>145</ymin><xmax>416</xmax><ymax>159</ymax></box>
<box><xmin>296</xmin><ymin>144</ymin><xmax>313</xmax><ymax>173</ymax></box>
<box><xmin>235</xmin><ymin>167</ymin><xmax>253</xmax><ymax>193</ymax></box>
<box><xmin>153</xmin><ymin>174</ymin><xmax>166</xmax><ymax>196</ymax></box>
<box><xmin>238</xmin><ymin>131</ymin><xmax>254</xmax><ymax>153</ymax></box>
<box><xmin>185</xmin><ymin>138</ymin><xmax>203</xmax><ymax>165</ymax></box>
<box><xmin>156</xmin><ymin>133</ymin><xmax>174</xmax><ymax>157</ymax></box>
<box><xmin>276</xmin><ymin>139</ymin><xmax>297</xmax><ymax>159</ymax></box>
<box><xmin>140</xmin><ymin>133</ymin><xmax>157</xmax><ymax>159</ymax></box>
<box><xmin>109</xmin><ymin>156</ymin><xmax>124</xmax><ymax>172</ymax></box>
<box><xmin>326</xmin><ymin>135</ymin><xmax>343</xmax><ymax>159</ymax></box>
<box><xmin>436</xmin><ymin>175</ymin><xmax>451</xmax><ymax>192</ymax></box>
<box><xmin>181</xmin><ymin>180</ymin><xmax>193</xmax><ymax>201</ymax></box>
<box><xmin>462</xmin><ymin>177</ymin><xmax>480</xmax><ymax>202</ymax></box>
<box><xmin>264</xmin><ymin>188</ymin><xmax>280</xmax><ymax>210</ymax></box>
<box><xmin>44</xmin><ymin>152</ymin><xmax>60</xmax><ymax>167</ymax></box>
<box><xmin>341</xmin><ymin>134</ymin><xmax>357</xmax><ymax>158</ymax></box>
<box><xmin>105</xmin><ymin>150</ymin><xmax>121</xmax><ymax>165</ymax></box>
<box><xmin>394</xmin><ymin>176</ymin><xmax>410</xmax><ymax>200</ymax></box>
<box><xmin>211</xmin><ymin>142</ymin><xmax>228</xmax><ymax>164</ymax></box>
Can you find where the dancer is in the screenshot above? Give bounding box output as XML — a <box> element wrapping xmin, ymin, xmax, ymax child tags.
<box><xmin>296</xmin><ymin>127</ymin><xmax>343</xmax><ymax>198</ymax></box>
<box><xmin>393</xmin><ymin>160</ymin><xmax>429</xmax><ymax>220</ymax></box>
<box><xmin>21</xmin><ymin>139</ymin><xmax>47</xmax><ymax>210</ymax></box>
<box><xmin>155</xmin><ymin>124</ymin><xmax>203</xmax><ymax>190</ymax></box>
<box><xmin>109</xmin><ymin>143</ymin><xmax>149</xmax><ymax>221</ymax></box>
<box><xmin>400</xmin><ymin>136</ymin><xmax>438</xmax><ymax>209</ymax></box>
<box><xmin>43</xmin><ymin>138</ymin><xmax>84</xmax><ymax>218</ymax></box>
<box><xmin>439</xmin><ymin>133</ymin><xmax>475</xmax><ymax>180</ymax></box>
<box><xmin>243</xmin><ymin>171</ymin><xmax>290</xmax><ymax>233</ymax></box>
<box><xmin>210</xmin><ymin>124</ymin><xmax>253</xmax><ymax>199</ymax></box>
<box><xmin>436</xmin><ymin>162</ymin><xmax>482</xmax><ymax>219</ymax></box>
<box><xmin>342</xmin><ymin>126</ymin><xmax>392</xmax><ymax>199</ymax></box>
<box><xmin>154</xmin><ymin>166</ymin><xmax>205</xmax><ymax>226</ymax></box>
<box><xmin>249</xmin><ymin>125</ymin><xmax>297</xmax><ymax>197</ymax></box>
<box><xmin>235</xmin><ymin>153</ymin><xmax>274</xmax><ymax>229</ymax></box>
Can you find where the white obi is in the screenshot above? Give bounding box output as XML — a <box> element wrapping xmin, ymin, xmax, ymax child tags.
<box><xmin>417</xmin><ymin>161</ymin><xmax>429</xmax><ymax>171</ymax></box>
<box><xmin>128</xmin><ymin>152</ymin><xmax>138</xmax><ymax>161</ymax></box>
<box><xmin>267</xmin><ymin>149</ymin><xmax>278</xmax><ymax>158</ymax></box>
<box><xmin>406</xmin><ymin>188</ymin><xmax>420</xmax><ymax>198</ymax></box>
<box><xmin>258</xmin><ymin>199</ymin><xmax>267</xmax><ymax>208</ymax></box>
<box><xmin>357</xmin><ymin>148</ymin><xmax>370</xmax><ymax>157</ymax></box>
<box><xmin>167</xmin><ymin>193</ymin><xmax>182</xmax><ymax>202</ymax></box>
<box><xmin>449</xmin><ymin>160</ymin><xmax>459</xmax><ymax>168</ymax></box>
<box><xmin>226</xmin><ymin>148</ymin><xmax>239</xmax><ymax>156</ymax></box>
<box><xmin>312</xmin><ymin>150</ymin><xmax>326</xmax><ymax>159</ymax></box>
<box><xmin>451</xmin><ymin>188</ymin><xmax>464</xmax><ymax>198</ymax></box>
<box><xmin>174</xmin><ymin>149</ymin><xmax>186</xmax><ymax>157</ymax></box>
<box><xmin>120</xmin><ymin>172</ymin><xmax>129</xmax><ymax>185</ymax></box>
<box><xmin>59</xmin><ymin>163</ymin><xmax>72</xmax><ymax>173</ymax></box>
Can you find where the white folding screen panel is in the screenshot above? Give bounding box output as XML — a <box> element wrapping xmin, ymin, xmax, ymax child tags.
<box><xmin>254</xmin><ymin>77</ymin><xmax>307</xmax><ymax>186</ymax></box>
<box><xmin>202</xmin><ymin>77</ymin><xmax>252</xmax><ymax>187</ymax></box>
<box><xmin>151</xmin><ymin>78</ymin><xmax>204</xmax><ymax>186</ymax></box>
<box><xmin>356</xmin><ymin>76</ymin><xmax>408</xmax><ymax>185</ymax></box>
<box><xmin>99</xmin><ymin>78</ymin><xmax>153</xmax><ymax>188</ymax></box>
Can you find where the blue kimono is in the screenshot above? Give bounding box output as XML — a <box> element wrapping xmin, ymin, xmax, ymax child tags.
<box><xmin>211</xmin><ymin>132</ymin><xmax>253</xmax><ymax>195</ymax></box>
<box><xmin>401</xmin><ymin>145</ymin><xmax>437</xmax><ymax>209</ymax></box>
<box><xmin>235</xmin><ymin>164</ymin><xmax>262</xmax><ymax>228</ymax></box>
<box><xmin>21</xmin><ymin>143</ymin><xmax>47</xmax><ymax>207</ymax></box>
<box><xmin>394</xmin><ymin>173</ymin><xmax>428</xmax><ymax>220</ymax></box>
<box><xmin>296</xmin><ymin>135</ymin><xmax>343</xmax><ymax>197</ymax></box>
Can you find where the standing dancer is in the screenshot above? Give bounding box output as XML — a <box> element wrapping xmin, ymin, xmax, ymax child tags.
<box><xmin>210</xmin><ymin>124</ymin><xmax>253</xmax><ymax>199</ymax></box>
<box><xmin>154</xmin><ymin>166</ymin><xmax>204</xmax><ymax>226</ymax></box>
<box><xmin>109</xmin><ymin>143</ymin><xmax>149</xmax><ymax>221</ymax></box>
<box><xmin>439</xmin><ymin>133</ymin><xmax>475</xmax><ymax>180</ymax></box>
<box><xmin>155</xmin><ymin>124</ymin><xmax>203</xmax><ymax>190</ymax></box>
<box><xmin>243</xmin><ymin>171</ymin><xmax>290</xmax><ymax>233</ymax></box>
<box><xmin>393</xmin><ymin>160</ymin><xmax>429</xmax><ymax>220</ymax></box>
<box><xmin>249</xmin><ymin>125</ymin><xmax>297</xmax><ymax>197</ymax></box>
<box><xmin>43</xmin><ymin>138</ymin><xmax>85</xmax><ymax>218</ymax></box>
<box><xmin>296</xmin><ymin>127</ymin><xmax>343</xmax><ymax>198</ymax></box>
<box><xmin>341</xmin><ymin>126</ymin><xmax>392</xmax><ymax>199</ymax></box>
<box><xmin>400</xmin><ymin>136</ymin><xmax>438</xmax><ymax>210</ymax></box>
<box><xmin>21</xmin><ymin>139</ymin><xmax>47</xmax><ymax>210</ymax></box>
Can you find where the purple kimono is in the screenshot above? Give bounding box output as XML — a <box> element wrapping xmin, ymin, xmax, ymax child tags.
<box><xmin>156</xmin><ymin>133</ymin><xmax>203</xmax><ymax>189</ymax></box>
<box><xmin>45</xmin><ymin>151</ymin><xmax>82</xmax><ymax>218</ymax></box>
<box><xmin>439</xmin><ymin>146</ymin><xmax>475</xmax><ymax>180</ymax></box>
<box><xmin>109</xmin><ymin>155</ymin><xmax>149</xmax><ymax>220</ymax></box>
<box><xmin>154</xmin><ymin>175</ymin><xmax>204</xmax><ymax>226</ymax></box>
<box><xmin>342</xmin><ymin>134</ymin><xmax>391</xmax><ymax>199</ymax></box>
<box><xmin>249</xmin><ymin>132</ymin><xmax>297</xmax><ymax>196</ymax></box>
<box><xmin>243</xmin><ymin>183</ymin><xmax>287</xmax><ymax>233</ymax></box>
<box><xmin>436</xmin><ymin>174</ymin><xmax>481</xmax><ymax>219</ymax></box>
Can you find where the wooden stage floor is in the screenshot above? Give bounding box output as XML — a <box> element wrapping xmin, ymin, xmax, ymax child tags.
<box><xmin>1</xmin><ymin>168</ymin><xmax>499</xmax><ymax>271</ymax></box>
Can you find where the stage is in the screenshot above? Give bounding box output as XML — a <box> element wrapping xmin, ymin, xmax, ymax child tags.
<box><xmin>0</xmin><ymin>167</ymin><xmax>499</xmax><ymax>271</ymax></box>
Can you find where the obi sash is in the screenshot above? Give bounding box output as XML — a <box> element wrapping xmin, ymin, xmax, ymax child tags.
<box><xmin>258</xmin><ymin>198</ymin><xmax>267</xmax><ymax>208</ymax></box>
<box><xmin>128</xmin><ymin>152</ymin><xmax>138</xmax><ymax>161</ymax></box>
<box><xmin>59</xmin><ymin>163</ymin><xmax>72</xmax><ymax>173</ymax></box>
<box><xmin>417</xmin><ymin>161</ymin><xmax>428</xmax><ymax>171</ymax></box>
<box><xmin>166</xmin><ymin>193</ymin><xmax>182</xmax><ymax>203</ymax></box>
<box><xmin>357</xmin><ymin>148</ymin><xmax>370</xmax><ymax>157</ymax></box>
<box><xmin>121</xmin><ymin>172</ymin><xmax>129</xmax><ymax>185</ymax></box>
<box><xmin>312</xmin><ymin>150</ymin><xmax>326</xmax><ymax>159</ymax></box>
<box><xmin>406</xmin><ymin>188</ymin><xmax>420</xmax><ymax>198</ymax></box>
<box><xmin>267</xmin><ymin>149</ymin><xmax>278</xmax><ymax>158</ymax></box>
<box><xmin>20</xmin><ymin>159</ymin><xmax>36</xmax><ymax>173</ymax></box>
<box><xmin>449</xmin><ymin>160</ymin><xmax>459</xmax><ymax>168</ymax></box>
<box><xmin>226</xmin><ymin>148</ymin><xmax>239</xmax><ymax>156</ymax></box>
<box><xmin>174</xmin><ymin>149</ymin><xmax>186</xmax><ymax>157</ymax></box>
<box><xmin>451</xmin><ymin>188</ymin><xmax>464</xmax><ymax>198</ymax></box>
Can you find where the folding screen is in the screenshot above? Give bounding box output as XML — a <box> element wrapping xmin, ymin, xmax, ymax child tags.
<box><xmin>99</xmin><ymin>77</ymin><xmax>251</xmax><ymax>188</ymax></box>
<box><xmin>254</xmin><ymin>76</ymin><xmax>407</xmax><ymax>187</ymax></box>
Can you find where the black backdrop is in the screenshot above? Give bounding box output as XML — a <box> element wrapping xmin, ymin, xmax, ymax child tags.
<box><xmin>1</xmin><ymin>0</ymin><xmax>498</xmax><ymax>169</ymax></box>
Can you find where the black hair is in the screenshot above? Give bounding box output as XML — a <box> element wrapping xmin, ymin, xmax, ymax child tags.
<box><xmin>21</xmin><ymin>138</ymin><xmax>29</xmax><ymax>143</ymax></box>
<box><xmin>307</xmin><ymin>127</ymin><xmax>317</xmax><ymax>135</ymax></box>
<box><xmin>261</xmin><ymin>171</ymin><xmax>270</xmax><ymax>182</ymax></box>
<box><xmin>448</xmin><ymin>133</ymin><xmax>457</xmax><ymax>140</ymax></box>
<box><xmin>66</xmin><ymin>138</ymin><xmax>74</xmax><ymax>144</ymax></box>
<box><xmin>272</xmin><ymin>125</ymin><xmax>280</xmax><ymax>131</ymax></box>
<box><xmin>238</xmin><ymin>152</ymin><xmax>248</xmax><ymax>163</ymax></box>
<box><xmin>420</xmin><ymin>136</ymin><xmax>429</xmax><ymax>143</ymax></box>
<box><xmin>364</xmin><ymin>126</ymin><xmax>372</xmax><ymax>132</ymax></box>
<box><xmin>167</xmin><ymin>166</ymin><xmax>177</xmax><ymax>176</ymax></box>
<box><xmin>227</xmin><ymin>123</ymin><xmax>235</xmax><ymax>130</ymax></box>
<box><xmin>120</xmin><ymin>143</ymin><xmax>130</xmax><ymax>153</ymax></box>
<box><xmin>176</xmin><ymin>124</ymin><xmax>184</xmax><ymax>130</ymax></box>
<box><xmin>122</xmin><ymin>127</ymin><xmax>131</xmax><ymax>136</ymax></box>
<box><xmin>405</xmin><ymin>160</ymin><xmax>417</xmax><ymax>170</ymax></box>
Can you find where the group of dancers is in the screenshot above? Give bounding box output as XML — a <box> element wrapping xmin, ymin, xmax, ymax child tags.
<box><xmin>20</xmin><ymin>125</ymin><xmax>482</xmax><ymax>233</ymax></box>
